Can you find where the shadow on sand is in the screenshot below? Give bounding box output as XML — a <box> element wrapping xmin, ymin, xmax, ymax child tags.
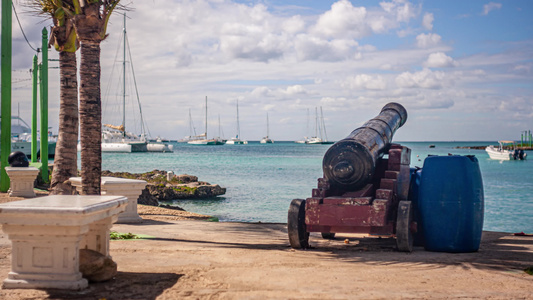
<box><xmin>45</xmin><ymin>272</ymin><xmax>182</xmax><ymax>300</ymax></box>
<box><xmin>135</xmin><ymin>222</ymin><xmax>533</xmax><ymax>274</ymax></box>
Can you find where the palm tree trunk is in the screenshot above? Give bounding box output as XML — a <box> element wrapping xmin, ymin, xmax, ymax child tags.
<box><xmin>50</xmin><ymin>51</ymin><xmax>79</xmax><ymax>195</ymax></box>
<box><xmin>78</xmin><ymin>40</ymin><xmax>101</xmax><ymax>195</ymax></box>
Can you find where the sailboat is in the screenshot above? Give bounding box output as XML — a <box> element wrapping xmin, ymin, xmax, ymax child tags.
<box><xmin>180</xmin><ymin>108</ymin><xmax>202</xmax><ymax>143</ymax></box>
<box><xmin>98</xmin><ymin>13</ymin><xmax>172</xmax><ymax>153</ymax></box>
<box><xmin>188</xmin><ymin>97</ymin><xmax>224</xmax><ymax>145</ymax></box>
<box><xmin>260</xmin><ymin>112</ymin><xmax>273</xmax><ymax>144</ymax></box>
<box><xmin>306</xmin><ymin>107</ymin><xmax>333</xmax><ymax>144</ymax></box>
<box><xmin>226</xmin><ymin>100</ymin><xmax>248</xmax><ymax>145</ymax></box>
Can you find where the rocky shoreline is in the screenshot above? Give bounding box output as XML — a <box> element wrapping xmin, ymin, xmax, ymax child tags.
<box><xmin>454</xmin><ymin>145</ymin><xmax>487</xmax><ymax>150</ymax></box>
<box><xmin>101</xmin><ymin>170</ymin><xmax>226</xmax><ymax>208</ymax></box>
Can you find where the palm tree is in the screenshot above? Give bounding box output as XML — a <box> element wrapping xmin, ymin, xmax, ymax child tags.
<box><xmin>25</xmin><ymin>0</ymin><xmax>80</xmax><ymax>195</ymax></box>
<box><xmin>71</xmin><ymin>0</ymin><xmax>121</xmax><ymax>195</ymax></box>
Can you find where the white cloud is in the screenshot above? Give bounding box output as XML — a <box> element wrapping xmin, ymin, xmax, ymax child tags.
<box><xmin>416</xmin><ymin>33</ymin><xmax>441</xmax><ymax>48</ymax></box>
<box><xmin>393</xmin><ymin>0</ymin><xmax>418</xmax><ymax>22</ymax></box>
<box><xmin>498</xmin><ymin>96</ymin><xmax>533</xmax><ymax>117</ymax></box>
<box><xmin>422</xmin><ymin>13</ymin><xmax>434</xmax><ymax>31</ymax></box>
<box><xmin>313</xmin><ymin>0</ymin><xmax>369</xmax><ymax>39</ymax></box>
<box><xmin>395</xmin><ymin>68</ymin><xmax>447</xmax><ymax>89</ymax></box>
<box><xmin>379</xmin><ymin>0</ymin><xmax>418</xmax><ymax>22</ymax></box>
<box><xmin>318</xmin><ymin>97</ymin><xmax>349</xmax><ymax>110</ymax></box>
<box><xmin>251</xmin><ymin>86</ymin><xmax>275</xmax><ymax>98</ymax></box>
<box><xmin>282</xmin><ymin>16</ymin><xmax>306</xmax><ymax>34</ymax></box>
<box><xmin>482</xmin><ymin>2</ymin><xmax>502</xmax><ymax>15</ymax></box>
<box><xmin>284</xmin><ymin>85</ymin><xmax>307</xmax><ymax>95</ymax></box>
<box><xmin>294</xmin><ymin>34</ymin><xmax>358</xmax><ymax>61</ymax></box>
<box><xmin>343</xmin><ymin>74</ymin><xmax>387</xmax><ymax>90</ymax></box>
<box><xmin>424</xmin><ymin>52</ymin><xmax>457</xmax><ymax>68</ymax></box>
<box><xmin>313</xmin><ymin>0</ymin><xmax>421</xmax><ymax>39</ymax></box>
<box><xmin>8</xmin><ymin>1</ymin><xmax>531</xmax><ymax>142</ymax></box>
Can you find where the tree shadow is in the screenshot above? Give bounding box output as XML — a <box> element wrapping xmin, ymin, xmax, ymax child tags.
<box><xmin>146</xmin><ymin>222</ymin><xmax>533</xmax><ymax>274</ymax></box>
<box><xmin>45</xmin><ymin>271</ymin><xmax>182</xmax><ymax>300</ymax></box>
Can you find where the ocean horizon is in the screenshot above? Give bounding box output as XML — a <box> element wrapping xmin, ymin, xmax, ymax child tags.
<box><xmin>78</xmin><ymin>140</ymin><xmax>532</xmax><ymax>234</ymax></box>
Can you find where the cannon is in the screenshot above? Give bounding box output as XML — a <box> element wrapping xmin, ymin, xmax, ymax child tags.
<box><xmin>288</xmin><ymin>103</ymin><xmax>416</xmax><ymax>252</ymax></box>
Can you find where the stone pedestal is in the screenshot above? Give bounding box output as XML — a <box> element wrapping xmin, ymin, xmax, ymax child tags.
<box><xmin>70</xmin><ymin>176</ymin><xmax>147</xmax><ymax>223</ymax></box>
<box><xmin>0</xmin><ymin>195</ymin><xmax>127</xmax><ymax>290</ymax></box>
<box><xmin>4</xmin><ymin>167</ymin><xmax>40</xmax><ymax>197</ymax></box>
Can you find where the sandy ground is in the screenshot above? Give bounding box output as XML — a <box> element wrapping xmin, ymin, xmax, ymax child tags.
<box><xmin>0</xmin><ymin>192</ymin><xmax>532</xmax><ymax>299</ymax></box>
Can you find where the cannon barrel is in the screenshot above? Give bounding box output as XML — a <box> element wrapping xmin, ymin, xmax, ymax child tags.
<box><xmin>322</xmin><ymin>103</ymin><xmax>407</xmax><ymax>191</ymax></box>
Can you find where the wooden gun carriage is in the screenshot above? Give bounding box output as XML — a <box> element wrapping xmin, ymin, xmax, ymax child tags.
<box><xmin>288</xmin><ymin>103</ymin><xmax>417</xmax><ymax>252</ymax></box>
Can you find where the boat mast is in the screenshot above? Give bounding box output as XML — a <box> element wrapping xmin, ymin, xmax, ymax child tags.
<box><xmin>189</xmin><ymin>108</ymin><xmax>196</xmax><ymax>136</ymax></box>
<box><xmin>205</xmin><ymin>96</ymin><xmax>208</xmax><ymax>137</ymax></box>
<box><xmin>266</xmin><ymin>112</ymin><xmax>269</xmax><ymax>137</ymax></box>
<box><xmin>320</xmin><ymin>106</ymin><xmax>328</xmax><ymax>142</ymax></box>
<box><xmin>122</xmin><ymin>13</ymin><xmax>126</xmax><ymax>137</ymax></box>
<box><xmin>315</xmin><ymin>107</ymin><xmax>318</xmax><ymax>138</ymax></box>
<box><xmin>236</xmin><ymin>100</ymin><xmax>240</xmax><ymax>138</ymax></box>
<box><xmin>306</xmin><ymin>108</ymin><xmax>309</xmax><ymax>138</ymax></box>
<box><xmin>218</xmin><ymin>114</ymin><xmax>222</xmax><ymax>138</ymax></box>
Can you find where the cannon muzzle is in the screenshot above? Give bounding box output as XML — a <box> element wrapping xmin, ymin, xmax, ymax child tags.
<box><xmin>322</xmin><ymin>102</ymin><xmax>407</xmax><ymax>191</ymax></box>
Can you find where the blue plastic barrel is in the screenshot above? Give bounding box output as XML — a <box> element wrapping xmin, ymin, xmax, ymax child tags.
<box><xmin>418</xmin><ymin>155</ymin><xmax>484</xmax><ymax>252</ymax></box>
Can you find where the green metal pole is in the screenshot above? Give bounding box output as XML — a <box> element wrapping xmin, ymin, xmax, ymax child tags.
<box><xmin>1</xmin><ymin>0</ymin><xmax>13</xmax><ymax>192</ymax></box>
<box><xmin>31</xmin><ymin>55</ymin><xmax>38</xmax><ymax>163</ymax></box>
<box><xmin>39</xmin><ymin>28</ymin><xmax>49</xmax><ymax>183</ymax></box>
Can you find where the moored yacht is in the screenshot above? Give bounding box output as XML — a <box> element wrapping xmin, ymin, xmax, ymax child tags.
<box><xmin>486</xmin><ymin>141</ymin><xmax>526</xmax><ymax>160</ymax></box>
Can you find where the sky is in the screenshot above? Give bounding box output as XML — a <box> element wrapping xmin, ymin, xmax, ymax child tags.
<box><xmin>5</xmin><ymin>0</ymin><xmax>533</xmax><ymax>142</ymax></box>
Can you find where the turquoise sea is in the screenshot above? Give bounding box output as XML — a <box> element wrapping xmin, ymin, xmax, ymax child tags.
<box><xmin>94</xmin><ymin>141</ymin><xmax>532</xmax><ymax>234</ymax></box>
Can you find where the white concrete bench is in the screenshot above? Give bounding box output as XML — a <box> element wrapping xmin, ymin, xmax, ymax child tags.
<box><xmin>0</xmin><ymin>195</ymin><xmax>127</xmax><ymax>290</ymax></box>
<box><xmin>4</xmin><ymin>167</ymin><xmax>40</xmax><ymax>198</ymax></box>
<box><xmin>69</xmin><ymin>177</ymin><xmax>147</xmax><ymax>224</ymax></box>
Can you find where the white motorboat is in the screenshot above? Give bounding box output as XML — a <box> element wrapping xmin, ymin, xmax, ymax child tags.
<box><xmin>485</xmin><ymin>141</ymin><xmax>527</xmax><ymax>160</ymax></box>
<box><xmin>226</xmin><ymin>138</ymin><xmax>247</xmax><ymax>145</ymax></box>
<box><xmin>147</xmin><ymin>137</ymin><xmax>174</xmax><ymax>152</ymax></box>
<box><xmin>1</xmin><ymin>115</ymin><xmax>56</xmax><ymax>158</ymax></box>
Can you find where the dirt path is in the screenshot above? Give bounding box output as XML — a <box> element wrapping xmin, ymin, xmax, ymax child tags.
<box><xmin>0</xmin><ymin>206</ymin><xmax>532</xmax><ymax>299</ymax></box>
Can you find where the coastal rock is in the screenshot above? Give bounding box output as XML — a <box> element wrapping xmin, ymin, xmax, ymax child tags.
<box><xmin>196</xmin><ymin>184</ymin><xmax>226</xmax><ymax>198</ymax></box>
<box><xmin>137</xmin><ymin>188</ymin><xmax>159</xmax><ymax>206</ymax></box>
<box><xmin>177</xmin><ymin>174</ymin><xmax>198</xmax><ymax>183</ymax></box>
<box><xmin>79</xmin><ymin>249</ymin><xmax>117</xmax><ymax>282</ymax></box>
<box><xmin>101</xmin><ymin>170</ymin><xmax>226</xmax><ymax>203</ymax></box>
<box><xmin>146</xmin><ymin>183</ymin><xmax>226</xmax><ymax>201</ymax></box>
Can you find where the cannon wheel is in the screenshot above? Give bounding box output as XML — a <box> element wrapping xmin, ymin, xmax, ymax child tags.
<box><xmin>396</xmin><ymin>200</ymin><xmax>414</xmax><ymax>252</ymax></box>
<box><xmin>321</xmin><ymin>232</ymin><xmax>336</xmax><ymax>239</ymax></box>
<box><xmin>288</xmin><ymin>199</ymin><xmax>309</xmax><ymax>249</ymax></box>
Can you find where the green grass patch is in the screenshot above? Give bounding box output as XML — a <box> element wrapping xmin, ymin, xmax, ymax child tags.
<box><xmin>525</xmin><ymin>266</ymin><xmax>533</xmax><ymax>275</ymax></box>
<box><xmin>172</xmin><ymin>186</ymin><xmax>197</xmax><ymax>193</ymax></box>
<box><xmin>206</xmin><ymin>217</ymin><xmax>219</xmax><ymax>222</ymax></box>
<box><xmin>110</xmin><ymin>231</ymin><xmax>139</xmax><ymax>240</ymax></box>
